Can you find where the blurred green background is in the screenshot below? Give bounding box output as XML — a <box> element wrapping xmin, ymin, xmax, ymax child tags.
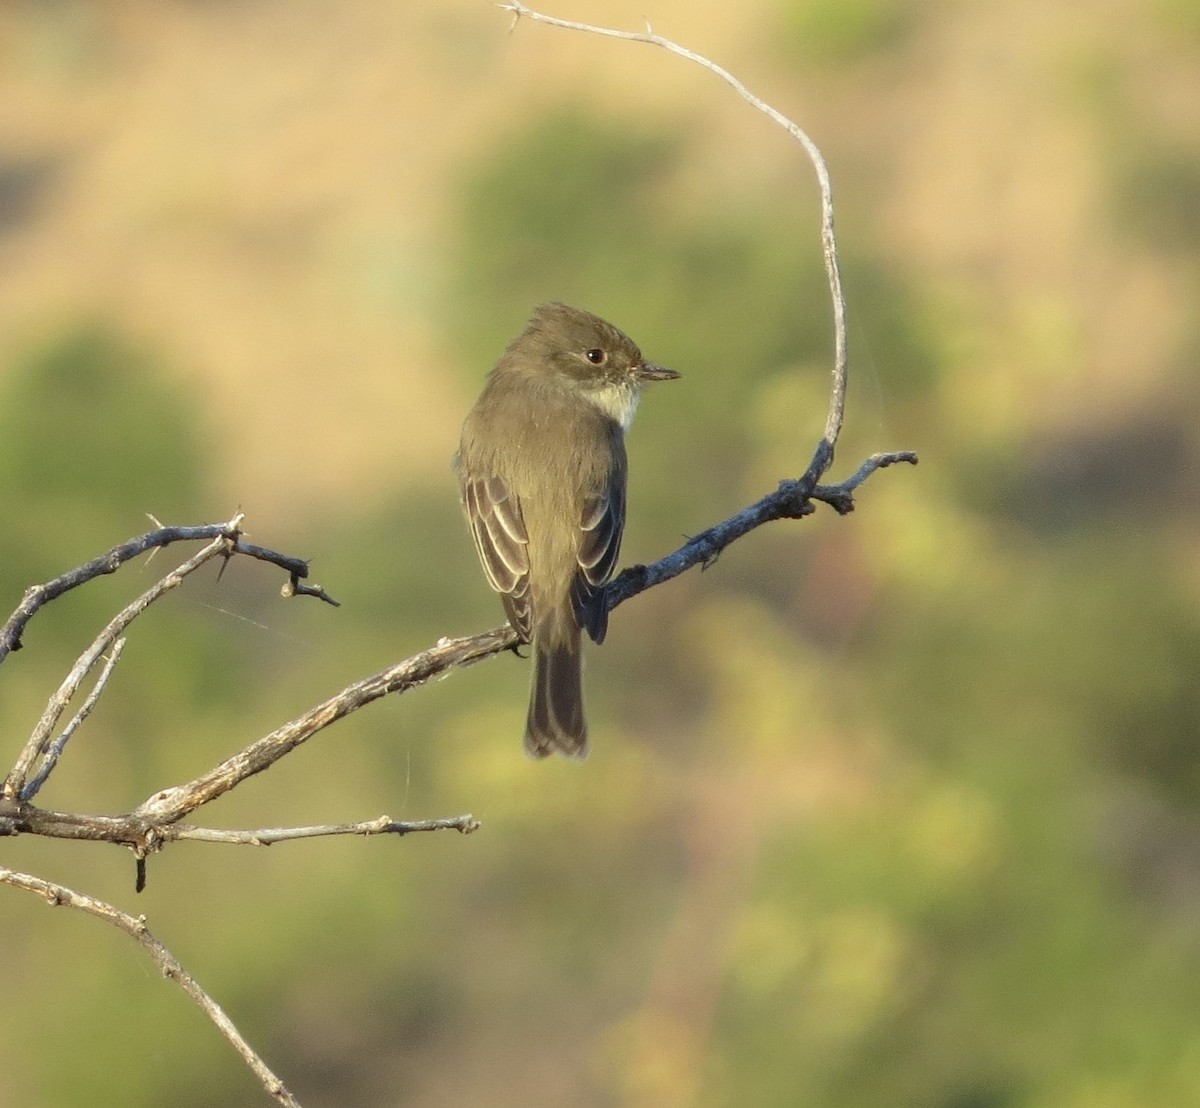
<box><xmin>2</xmin><ymin>1</ymin><xmax>1199</xmax><ymax>1105</ymax></box>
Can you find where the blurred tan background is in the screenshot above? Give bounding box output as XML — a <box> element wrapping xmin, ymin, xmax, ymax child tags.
<box><xmin>2</xmin><ymin>1</ymin><xmax>1199</xmax><ymax>1106</ymax></box>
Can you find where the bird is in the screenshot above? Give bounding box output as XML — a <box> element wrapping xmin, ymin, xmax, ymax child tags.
<box><xmin>456</xmin><ymin>302</ymin><xmax>679</xmax><ymax>758</ymax></box>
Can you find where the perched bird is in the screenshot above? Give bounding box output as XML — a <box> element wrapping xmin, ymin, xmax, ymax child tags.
<box><xmin>456</xmin><ymin>303</ymin><xmax>679</xmax><ymax>759</ymax></box>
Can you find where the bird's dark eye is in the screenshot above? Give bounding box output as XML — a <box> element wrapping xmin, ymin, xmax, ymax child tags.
<box><xmin>585</xmin><ymin>348</ymin><xmax>607</xmax><ymax>365</ymax></box>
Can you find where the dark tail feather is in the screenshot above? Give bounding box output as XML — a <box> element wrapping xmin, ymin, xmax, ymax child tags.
<box><xmin>525</xmin><ymin>632</ymin><xmax>588</xmax><ymax>760</ymax></box>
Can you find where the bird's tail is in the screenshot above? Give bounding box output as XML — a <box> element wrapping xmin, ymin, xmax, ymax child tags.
<box><xmin>525</xmin><ymin>626</ymin><xmax>588</xmax><ymax>760</ymax></box>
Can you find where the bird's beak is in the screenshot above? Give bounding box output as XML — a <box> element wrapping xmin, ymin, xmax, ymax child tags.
<box><xmin>636</xmin><ymin>362</ymin><xmax>681</xmax><ymax>382</ymax></box>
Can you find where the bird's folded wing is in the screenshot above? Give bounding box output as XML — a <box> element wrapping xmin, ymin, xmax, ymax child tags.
<box><xmin>463</xmin><ymin>473</ymin><xmax>533</xmax><ymax>640</ymax></box>
<box><xmin>574</xmin><ymin>476</ymin><xmax>625</xmax><ymax>644</ymax></box>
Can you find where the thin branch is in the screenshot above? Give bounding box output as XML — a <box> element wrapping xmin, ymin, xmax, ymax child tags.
<box><xmin>133</xmin><ymin>628</ymin><xmax>515</xmax><ymax>825</ymax></box>
<box><xmin>5</xmin><ymin>530</ymin><xmax>237</xmax><ymax>801</ymax></box>
<box><xmin>813</xmin><ymin>450</ymin><xmax>920</xmax><ymax>515</ymax></box>
<box><xmin>0</xmin><ymin>803</ymin><xmax>132</xmax><ymax>841</ymax></box>
<box><xmin>163</xmin><ymin>813</ymin><xmax>481</xmax><ymax>846</ymax></box>
<box><xmin>0</xmin><ymin>519</ymin><xmax>237</xmax><ymax>664</ymax></box>
<box><xmin>606</xmin><ymin>450</ymin><xmax>917</xmax><ymax>608</ymax></box>
<box><xmin>21</xmin><ymin>638</ymin><xmax>127</xmax><ymax>802</ymax></box>
<box><xmin>0</xmin><ymin>803</ymin><xmax>483</xmax><ymax>853</ymax></box>
<box><xmin>0</xmin><ymin>513</ymin><xmax>338</xmax><ymax>665</ymax></box>
<box><xmin>0</xmin><ymin>867</ymin><xmax>301</xmax><ymax>1108</ymax></box>
<box><xmin>236</xmin><ymin>540</ymin><xmax>340</xmax><ymax>606</ymax></box>
<box><xmin>501</xmin><ymin>1</ymin><xmax>848</xmax><ymax>475</ymax></box>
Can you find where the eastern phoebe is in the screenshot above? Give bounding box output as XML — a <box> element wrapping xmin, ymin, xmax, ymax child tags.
<box><xmin>456</xmin><ymin>303</ymin><xmax>680</xmax><ymax>759</ymax></box>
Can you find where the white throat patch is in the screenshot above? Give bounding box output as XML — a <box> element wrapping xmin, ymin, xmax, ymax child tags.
<box><xmin>588</xmin><ymin>382</ymin><xmax>639</xmax><ymax>431</ymax></box>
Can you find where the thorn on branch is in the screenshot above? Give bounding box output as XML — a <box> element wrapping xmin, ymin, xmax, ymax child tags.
<box><xmin>1</xmin><ymin>513</ymin><xmax>335</xmax><ymax>667</ymax></box>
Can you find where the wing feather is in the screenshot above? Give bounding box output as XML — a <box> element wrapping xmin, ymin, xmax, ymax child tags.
<box><xmin>574</xmin><ymin>471</ymin><xmax>625</xmax><ymax>644</ymax></box>
<box><xmin>462</xmin><ymin>472</ymin><xmax>533</xmax><ymax>640</ymax></box>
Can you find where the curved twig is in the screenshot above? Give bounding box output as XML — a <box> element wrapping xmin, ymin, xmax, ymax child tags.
<box><xmin>0</xmin><ymin>867</ymin><xmax>301</xmax><ymax>1108</ymax></box>
<box><xmin>500</xmin><ymin>1</ymin><xmax>848</xmax><ymax>471</ymax></box>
